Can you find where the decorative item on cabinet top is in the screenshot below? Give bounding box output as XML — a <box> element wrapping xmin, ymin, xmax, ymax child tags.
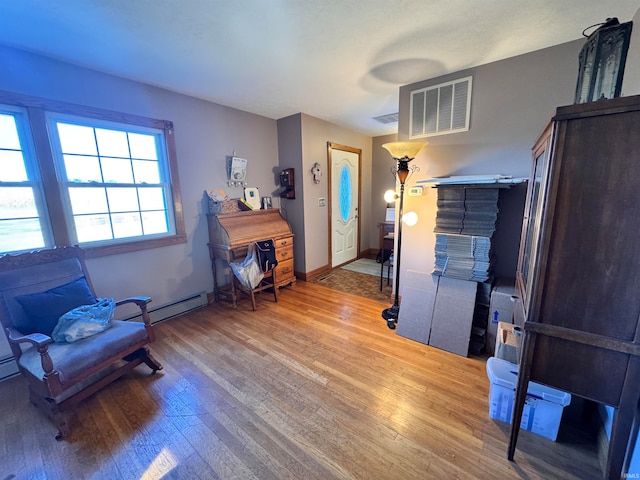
<box><xmin>206</xmin><ymin>190</ymin><xmax>239</xmax><ymax>214</ymax></box>
<box><xmin>574</xmin><ymin>17</ymin><xmax>633</xmax><ymax>104</ymax></box>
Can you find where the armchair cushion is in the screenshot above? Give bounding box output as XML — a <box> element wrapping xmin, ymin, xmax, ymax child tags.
<box><xmin>18</xmin><ymin>320</ymin><xmax>149</xmax><ymax>384</ymax></box>
<box><xmin>15</xmin><ymin>277</ymin><xmax>97</xmax><ymax>336</ymax></box>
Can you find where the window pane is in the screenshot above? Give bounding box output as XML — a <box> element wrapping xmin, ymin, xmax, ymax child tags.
<box><xmin>74</xmin><ymin>214</ymin><xmax>112</xmax><ymax>242</ymax></box>
<box><xmin>0</xmin><ymin>218</ymin><xmax>45</xmax><ymax>252</ymax></box>
<box><xmin>112</xmin><ymin>212</ymin><xmax>142</xmax><ymax>238</ymax></box>
<box><xmin>128</xmin><ymin>133</ymin><xmax>157</xmax><ymax>160</ymax></box>
<box><xmin>107</xmin><ymin>187</ymin><xmax>139</xmax><ymax>212</ymax></box>
<box><xmin>138</xmin><ymin>187</ymin><xmax>165</xmax><ymax>210</ymax></box>
<box><xmin>0</xmin><ymin>186</ymin><xmax>45</xmax><ymax>253</ymax></box>
<box><xmin>96</xmin><ymin>128</ymin><xmax>130</xmax><ymax>158</ymax></box>
<box><xmin>0</xmin><ymin>150</ymin><xmax>28</xmax><ymax>182</ymax></box>
<box><xmin>57</xmin><ymin>123</ymin><xmax>98</xmax><ymax>155</ymax></box>
<box><xmin>101</xmin><ymin>157</ymin><xmax>134</xmax><ymax>183</ymax></box>
<box><xmin>64</xmin><ymin>154</ymin><xmax>102</xmax><ymax>182</ymax></box>
<box><xmin>142</xmin><ymin>211</ymin><xmax>168</xmax><ymax>234</ymax></box>
<box><xmin>0</xmin><ymin>114</ymin><xmax>20</xmax><ymax>149</ymax></box>
<box><xmin>0</xmin><ymin>186</ymin><xmax>39</xmax><ymax>218</ymax></box>
<box><xmin>133</xmin><ymin>159</ymin><xmax>160</xmax><ymax>184</ymax></box>
<box><xmin>69</xmin><ymin>187</ymin><xmax>108</xmax><ymax>214</ymax></box>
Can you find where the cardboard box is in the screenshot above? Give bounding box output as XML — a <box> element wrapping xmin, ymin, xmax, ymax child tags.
<box><xmin>494</xmin><ymin>321</ymin><xmax>522</xmax><ymax>364</ymax></box>
<box><xmin>486</xmin><ymin>357</ymin><xmax>571</xmax><ymax>441</ymax></box>
<box><xmin>487</xmin><ymin>279</ymin><xmax>516</xmax><ymax>353</ymax></box>
<box><xmin>429</xmin><ymin>276</ymin><xmax>477</xmax><ymax>357</ymax></box>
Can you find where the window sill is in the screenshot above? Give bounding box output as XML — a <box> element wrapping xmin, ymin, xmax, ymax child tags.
<box><xmin>83</xmin><ymin>234</ymin><xmax>187</xmax><ymax>258</ymax></box>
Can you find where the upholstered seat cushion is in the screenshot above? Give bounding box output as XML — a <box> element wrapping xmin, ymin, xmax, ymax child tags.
<box><xmin>18</xmin><ymin>320</ymin><xmax>149</xmax><ymax>384</ymax></box>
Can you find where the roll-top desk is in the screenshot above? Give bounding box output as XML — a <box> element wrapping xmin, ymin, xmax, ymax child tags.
<box><xmin>207</xmin><ymin>209</ymin><xmax>295</xmax><ymax>306</ymax></box>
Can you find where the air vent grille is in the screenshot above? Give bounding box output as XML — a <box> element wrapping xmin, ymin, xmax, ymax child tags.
<box><xmin>410</xmin><ymin>76</ymin><xmax>472</xmax><ymax>138</ymax></box>
<box><xmin>373</xmin><ymin>112</ymin><xmax>399</xmax><ymax>124</ymax></box>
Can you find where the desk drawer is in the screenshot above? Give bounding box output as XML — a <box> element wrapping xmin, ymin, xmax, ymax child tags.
<box><xmin>276</xmin><ymin>258</ymin><xmax>295</xmax><ymax>283</ymax></box>
<box><xmin>276</xmin><ymin>236</ymin><xmax>293</xmax><ymax>249</ymax></box>
<box><xmin>276</xmin><ymin>245</ymin><xmax>293</xmax><ymax>263</ymax></box>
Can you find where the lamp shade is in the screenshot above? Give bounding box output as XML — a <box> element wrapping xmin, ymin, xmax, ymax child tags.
<box><xmin>402</xmin><ymin>211</ymin><xmax>418</xmax><ymax>226</ymax></box>
<box><xmin>382</xmin><ymin>141</ymin><xmax>427</xmax><ymax>160</ymax></box>
<box><xmin>384</xmin><ymin>189</ymin><xmax>398</xmax><ymax>203</ymax></box>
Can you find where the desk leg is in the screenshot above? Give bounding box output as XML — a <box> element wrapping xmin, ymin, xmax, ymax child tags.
<box><xmin>212</xmin><ymin>257</ymin><xmax>220</xmax><ymax>302</ymax></box>
<box><xmin>508</xmin><ymin>331</ymin><xmax>536</xmax><ymax>461</ymax></box>
<box><xmin>230</xmin><ymin>270</ymin><xmax>238</xmax><ymax>308</ymax></box>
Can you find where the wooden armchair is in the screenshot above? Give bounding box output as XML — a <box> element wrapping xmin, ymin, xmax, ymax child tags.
<box><xmin>0</xmin><ymin>246</ymin><xmax>162</xmax><ymax>439</ymax></box>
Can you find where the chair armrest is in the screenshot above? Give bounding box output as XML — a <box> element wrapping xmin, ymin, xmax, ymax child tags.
<box><xmin>115</xmin><ymin>296</ymin><xmax>151</xmax><ymax>308</ymax></box>
<box><xmin>115</xmin><ymin>296</ymin><xmax>153</xmax><ymax>327</ymax></box>
<box><xmin>6</xmin><ymin>326</ymin><xmax>56</xmax><ymax>376</ymax></box>
<box><xmin>6</xmin><ymin>326</ymin><xmax>53</xmax><ymax>348</ymax></box>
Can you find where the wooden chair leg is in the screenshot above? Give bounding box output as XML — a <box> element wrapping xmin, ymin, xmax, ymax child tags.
<box><xmin>250</xmin><ymin>290</ymin><xmax>257</xmax><ymax>311</ymax></box>
<box><xmin>271</xmin><ymin>270</ymin><xmax>278</xmax><ymax>303</ymax></box>
<box><xmin>29</xmin><ymin>386</ymin><xmax>69</xmax><ymax>439</ymax></box>
<box><xmin>141</xmin><ymin>347</ymin><xmax>163</xmax><ymax>373</ymax></box>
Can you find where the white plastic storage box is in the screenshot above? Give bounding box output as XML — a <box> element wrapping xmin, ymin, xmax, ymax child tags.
<box><xmin>486</xmin><ymin>357</ymin><xmax>571</xmax><ymax>441</ymax></box>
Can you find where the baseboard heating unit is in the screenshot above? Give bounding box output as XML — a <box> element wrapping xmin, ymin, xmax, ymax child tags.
<box><xmin>123</xmin><ymin>291</ymin><xmax>208</xmax><ymax>324</ymax></box>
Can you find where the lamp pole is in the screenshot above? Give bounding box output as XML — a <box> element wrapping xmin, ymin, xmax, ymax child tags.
<box><xmin>380</xmin><ymin>142</ymin><xmax>426</xmax><ymax>330</ymax></box>
<box><xmin>382</xmin><ymin>173</ymin><xmax>406</xmax><ymax>329</ymax></box>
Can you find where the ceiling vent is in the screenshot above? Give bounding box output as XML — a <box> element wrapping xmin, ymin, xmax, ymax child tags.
<box><xmin>373</xmin><ymin>112</ymin><xmax>399</xmax><ymax>124</ymax></box>
<box><xmin>410</xmin><ymin>76</ymin><xmax>472</xmax><ymax>138</ymax></box>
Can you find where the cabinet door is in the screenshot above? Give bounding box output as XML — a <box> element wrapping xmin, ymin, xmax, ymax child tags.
<box><xmin>516</xmin><ymin>123</ymin><xmax>553</xmax><ymax>316</ymax></box>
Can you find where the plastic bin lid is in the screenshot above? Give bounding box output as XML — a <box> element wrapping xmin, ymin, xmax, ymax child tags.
<box><xmin>486</xmin><ymin>357</ymin><xmax>571</xmax><ymax>406</ymax></box>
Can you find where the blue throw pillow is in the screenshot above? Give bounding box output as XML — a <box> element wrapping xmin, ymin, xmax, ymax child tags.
<box><xmin>15</xmin><ymin>277</ymin><xmax>97</xmax><ymax>337</ymax></box>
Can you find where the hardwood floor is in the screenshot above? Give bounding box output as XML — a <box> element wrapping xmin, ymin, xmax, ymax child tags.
<box><xmin>0</xmin><ymin>280</ymin><xmax>602</xmax><ymax>479</ymax></box>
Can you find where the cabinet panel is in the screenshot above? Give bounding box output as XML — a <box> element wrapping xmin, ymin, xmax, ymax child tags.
<box><xmin>539</xmin><ymin>112</ymin><xmax>640</xmax><ymax>339</ymax></box>
<box><xmin>530</xmin><ymin>337</ymin><xmax>626</xmax><ymax>406</ymax></box>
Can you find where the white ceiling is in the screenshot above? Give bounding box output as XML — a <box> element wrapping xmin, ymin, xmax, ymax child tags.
<box><xmin>1</xmin><ymin>1</ymin><xmax>639</xmax><ymax>136</ymax></box>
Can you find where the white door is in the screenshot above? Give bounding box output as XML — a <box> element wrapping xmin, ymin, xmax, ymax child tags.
<box><xmin>329</xmin><ymin>144</ymin><xmax>360</xmax><ymax>267</ymax></box>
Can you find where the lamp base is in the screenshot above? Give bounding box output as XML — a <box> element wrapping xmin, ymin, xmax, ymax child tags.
<box><xmin>382</xmin><ymin>305</ymin><xmax>399</xmax><ymax>330</ymax></box>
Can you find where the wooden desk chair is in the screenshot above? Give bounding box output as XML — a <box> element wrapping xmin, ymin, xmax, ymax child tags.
<box><xmin>233</xmin><ymin>239</ymin><xmax>278</xmax><ymax>310</ymax></box>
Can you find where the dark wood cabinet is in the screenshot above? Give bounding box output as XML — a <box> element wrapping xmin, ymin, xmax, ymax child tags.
<box><xmin>509</xmin><ymin>96</ymin><xmax>640</xmax><ymax>480</ymax></box>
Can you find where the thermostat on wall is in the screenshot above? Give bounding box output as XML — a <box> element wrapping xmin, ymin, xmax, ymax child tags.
<box><xmin>408</xmin><ymin>186</ymin><xmax>424</xmax><ymax>196</ymax></box>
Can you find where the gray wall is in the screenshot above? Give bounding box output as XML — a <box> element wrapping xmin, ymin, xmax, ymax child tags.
<box><xmin>372</xmin><ymin>134</ymin><xmax>397</xmax><ymax>250</ymax></box>
<box><xmin>0</xmin><ymin>44</ymin><xmax>280</xmax><ymax>308</ymax></box>
<box><xmin>623</xmin><ymin>7</ymin><xmax>640</xmax><ymax>95</ymax></box>
<box><xmin>278</xmin><ymin>113</ymin><xmax>374</xmax><ymax>275</ymax></box>
<box><xmin>299</xmin><ymin>114</ymin><xmax>373</xmax><ymax>273</ymax></box>
<box><xmin>393</xmin><ymin>39</ymin><xmax>585</xmax><ymax>292</ymax></box>
<box><xmin>1</xmin><ymin>44</ymin><xmax>380</xmax><ymax>310</ymax></box>
<box><xmin>276</xmin><ymin>114</ymin><xmax>305</xmax><ymax>269</ymax></box>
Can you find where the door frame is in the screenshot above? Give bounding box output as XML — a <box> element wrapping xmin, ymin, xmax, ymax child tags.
<box><xmin>327</xmin><ymin>142</ymin><xmax>362</xmax><ymax>268</ymax></box>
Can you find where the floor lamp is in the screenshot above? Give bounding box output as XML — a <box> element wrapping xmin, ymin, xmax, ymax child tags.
<box><xmin>381</xmin><ymin>141</ymin><xmax>427</xmax><ymax>330</ymax></box>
